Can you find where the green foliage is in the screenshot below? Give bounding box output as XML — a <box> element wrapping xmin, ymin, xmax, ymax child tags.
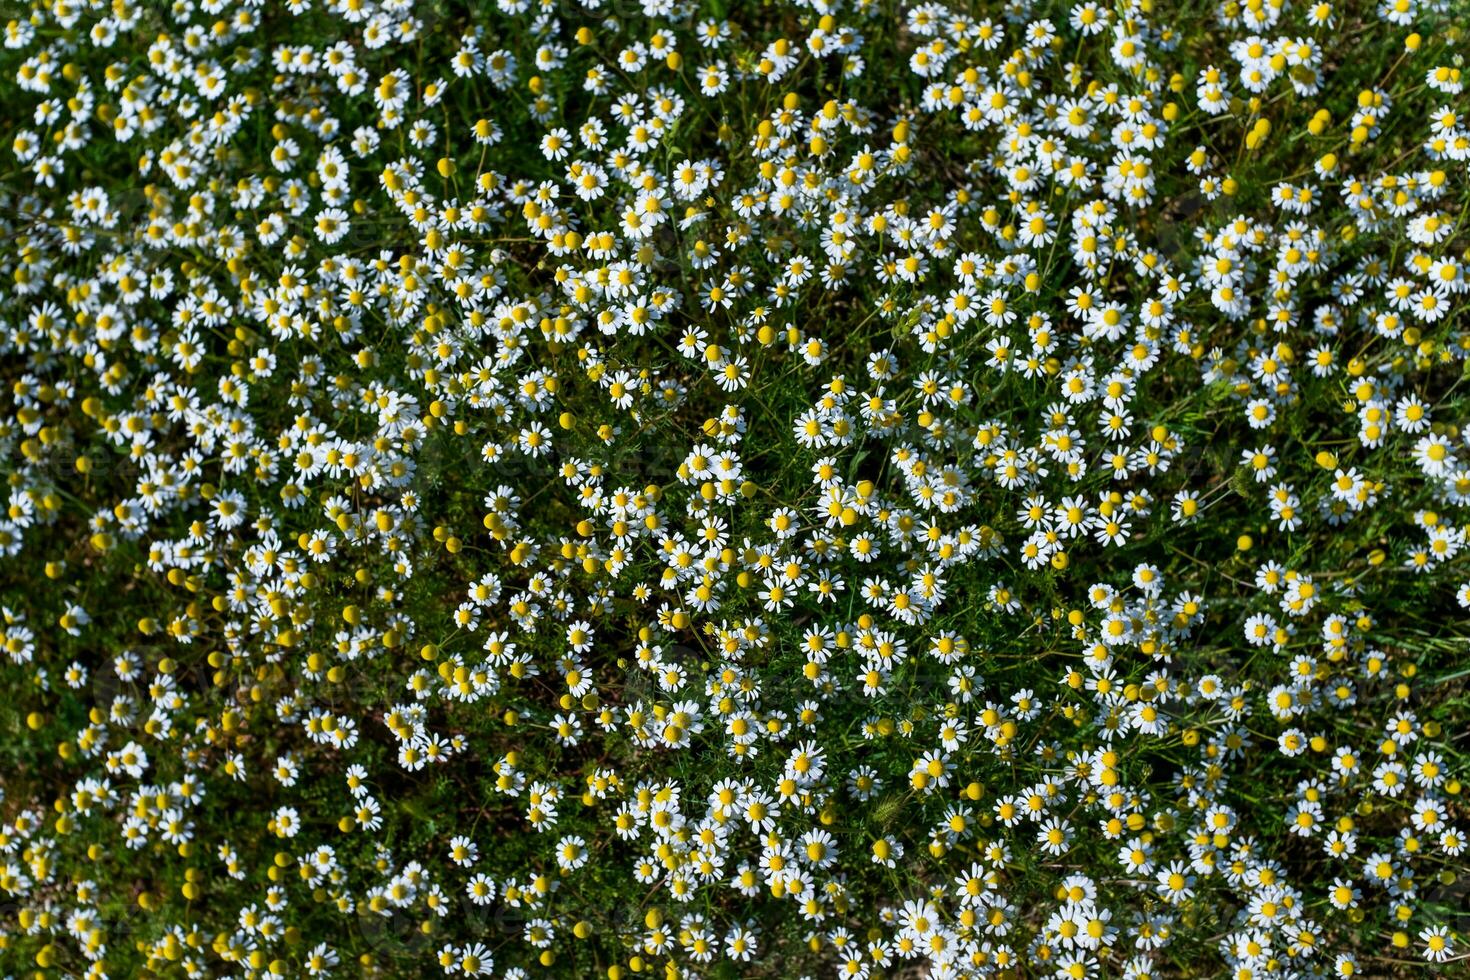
<box><xmin>0</xmin><ymin>0</ymin><xmax>1468</xmax><ymax>977</ymax></box>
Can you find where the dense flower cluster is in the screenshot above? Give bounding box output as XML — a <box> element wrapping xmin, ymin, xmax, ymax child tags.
<box><xmin>1</xmin><ymin>0</ymin><xmax>1468</xmax><ymax>976</ymax></box>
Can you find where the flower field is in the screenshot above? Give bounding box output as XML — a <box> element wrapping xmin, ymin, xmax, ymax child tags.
<box><xmin>1</xmin><ymin>0</ymin><xmax>1469</xmax><ymax>975</ymax></box>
